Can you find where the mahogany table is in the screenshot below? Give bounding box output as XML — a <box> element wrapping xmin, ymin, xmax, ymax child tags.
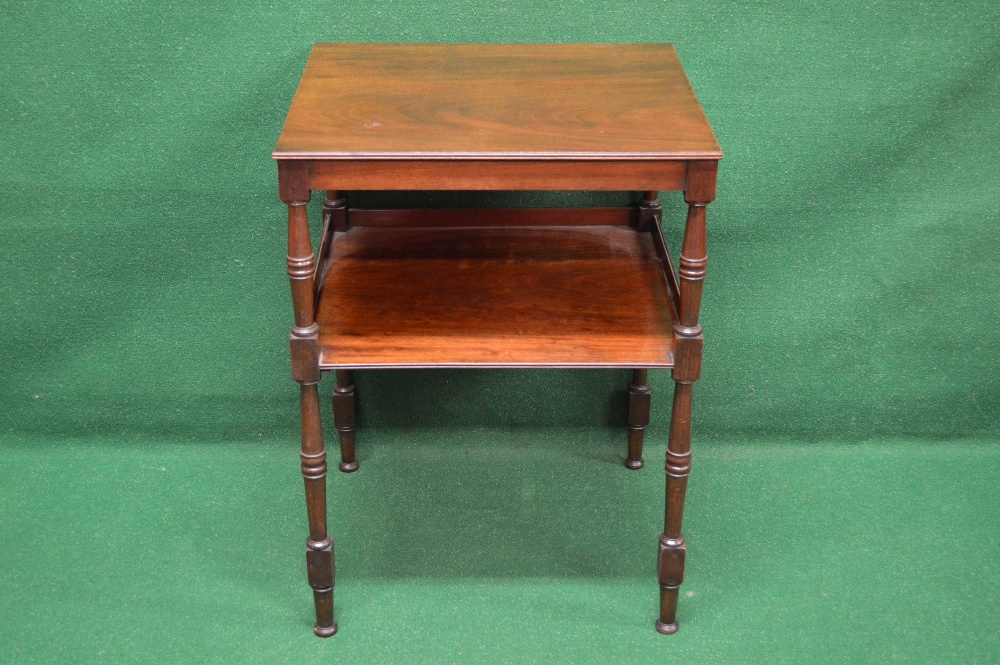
<box><xmin>273</xmin><ymin>43</ymin><xmax>721</xmax><ymax>637</ymax></box>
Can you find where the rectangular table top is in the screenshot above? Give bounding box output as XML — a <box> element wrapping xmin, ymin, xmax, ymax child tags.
<box><xmin>273</xmin><ymin>43</ymin><xmax>721</xmax><ymax>162</ymax></box>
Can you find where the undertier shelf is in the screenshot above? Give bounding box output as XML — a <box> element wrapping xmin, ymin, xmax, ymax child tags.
<box><xmin>315</xmin><ymin>223</ymin><xmax>676</xmax><ymax>369</ymax></box>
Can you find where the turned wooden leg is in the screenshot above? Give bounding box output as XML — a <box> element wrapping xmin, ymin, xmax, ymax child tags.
<box><xmin>300</xmin><ymin>381</ymin><xmax>337</xmax><ymax>637</ymax></box>
<box><xmin>626</xmin><ymin>369</ymin><xmax>650</xmax><ymax>469</ymax></box>
<box><xmin>657</xmin><ymin>381</ymin><xmax>692</xmax><ymax>634</ymax></box>
<box><xmin>280</xmin><ymin>170</ymin><xmax>338</xmax><ymax>637</ymax></box>
<box><xmin>626</xmin><ymin>189</ymin><xmax>661</xmax><ymax>471</ymax></box>
<box><xmin>332</xmin><ymin>370</ymin><xmax>358</xmax><ymax>473</ymax></box>
<box><xmin>656</xmin><ymin>163</ymin><xmax>714</xmax><ymax>634</ymax></box>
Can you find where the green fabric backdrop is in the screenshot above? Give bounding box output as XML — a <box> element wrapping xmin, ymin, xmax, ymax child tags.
<box><xmin>1</xmin><ymin>1</ymin><xmax>997</xmax><ymax>663</ymax></box>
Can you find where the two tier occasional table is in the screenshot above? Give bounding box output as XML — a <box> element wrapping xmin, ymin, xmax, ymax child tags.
<box><xmin>273</xmin><ymin>43</ymin><xmax>721</xmax><ymax>637</ymax></box>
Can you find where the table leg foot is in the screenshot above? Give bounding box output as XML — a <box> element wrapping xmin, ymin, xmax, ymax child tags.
<box><xmin>625</xmin><ymin>457</ymin><xmax>645</xmax><ymax>470</ymax></box>
<box><xmin>655</xmin><ymin>619</ymin><xmax>679</xmax><ymax>635</ymax></box>
<box><xmin>313</xmin><ymin>621</ymin><xmax>338</xmax><ymax>638</ymax></box>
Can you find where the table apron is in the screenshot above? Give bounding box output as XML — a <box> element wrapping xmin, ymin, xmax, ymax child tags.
<box><xmin>299</xmin><ymin>159</ymin><xmax>690</xmax><ymax>191</ymax></box>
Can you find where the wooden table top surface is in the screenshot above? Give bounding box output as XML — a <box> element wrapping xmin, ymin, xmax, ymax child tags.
<box><xmin>273</xmin><ymin>43</ymin><xmax>721</xmax><ymax>161</ymax></box>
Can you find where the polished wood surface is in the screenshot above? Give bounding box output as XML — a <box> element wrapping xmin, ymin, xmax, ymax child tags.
<box><xmin>303</xmin><ymin>158</ymin><xmax>688</xmax><ymax>191</ymax></box>
<box><xmin>315</xmin><ymin>225</ymin><xmax>675</xmax><ymax>369</ymax></box>
<box><xmin>331</xmin><ymin>370</ymin><xmax>358</xmax><ymax>473</ymax></box>
<box><xmin>627</xmin><ymin>369</ymin><xmax>651</xmax><ymax>470</ymax></box>
<box><xmin>274</xmin><ymin>43</ymin><xmax>721</xmax><ymax>161</ymax></box>
<box><xmin>657</xmin><ymin>166</ymin><xmax>713</xmax><ymax>634</ymax></box>
<box><xmin>281</xmin><ymin>168</ymin><xmax>337</xmax><ymax>638</ymax></box>
<box><xmin>347</xmin><ymin>206</ymin><xmax>635</xmax><ymax>227</ymax></box>
<box><xmin>275</xmin><ymin>42</ymin><xmax>720</xmax><ymax>637</ymax></box>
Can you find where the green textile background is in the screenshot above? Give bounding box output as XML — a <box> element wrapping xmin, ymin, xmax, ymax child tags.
<box><xmin>1</xmin><ymin>1</ymin><xmax>997</xmax><ymax>663</ymax></box>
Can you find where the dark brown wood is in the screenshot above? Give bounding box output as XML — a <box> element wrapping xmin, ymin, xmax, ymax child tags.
<box><xmin>299</xmin><ymin>382</ymin><xmax>337</xmax><ymax>637</ymax></box>
<box><xmin>274</xmin><ymin>44</ymin><xmax>722</xmax><ymax>161</ymax></box>
<box><xmin>325</xmin><ymin>191</ymin><xmax>350</xmax><ymax>232</ymax></box>
<box><xmin>277</xmin><ymin>160</ymin><xmax>309</xmax><ymax>205</ymax></box>
<box><xmin>658</xmin><ymin>381</ymin><xmax>692</xmax><ymax>634</ymax></box>
<box><xmin>305</xmin><ymin>159</ymin><xmax>687</xmax><ymax>191</ymax></box>
<box><xmin>349</xmin><ymin>207</ymin><xmax>635</xmax><ymax>228</ymax></box>
<box><xmin>314</xmin><ymin>225</ymin><xmax>675</xmax><ymax>369</ymax></box>
<box><xmin>315</xmin><ymin>193</ymin><xmax>344</xmax><ymax>306</ymax></box>
<box><xmin>636</xmin><ymin>190</ymin><xmax>662</xmax><ymax>231</ymax></box>
<box><xmin>676</xmin><ymin>202</ymin><xmax>707</xmax><ymax>339</ymax></box>
<box><xmin>670</xmin><ymin>165</ymin><xmax>713</xmax><ymax>384</ymax></box>
<box><xmin>626</xmin><ymin>369</ymin><xmax>650</xmax><ymax>469</ymax></box>
<box><xmin>282</xmin><ymin>178</ymin><xmax>336</xmax><ymax>636</ymax></box>
<box><xmin>332</xmin><ymin>370</ymin><xmax>358</xmax><ymax>473</ymax></box>
<box><xmin>649</xmin><ymin>221</ymin><xmax>680</xmax><ymax>319</ymax></box>
<box><xmin>657</xmin><ymin>160</ymin><xmax>715</xmax><ymax>633</ymax></box>
<box><xmin>274</xmin><ymin>42</ymin><xmax>720</xmax><ymax>637</ymax></box>
<box><xmin>624</xmin><ymin>190</ymin><xmax>664</xmax><ymax>470</ymax></box>
<box><xmin>286</xmin><ymin>202</ymin><xmax>316</xmax><ymax>331</ymax></box>
<box><xmin>684</xmin><ymin>160</ymin><xmax>719</xmax><ymax>204</ymax></box>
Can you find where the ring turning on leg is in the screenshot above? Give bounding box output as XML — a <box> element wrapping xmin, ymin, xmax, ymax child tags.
<box><xmin>626</xmin><ymin>369</ymin><xmax>651</xmax><ymax>469</ymax></box>
<box><xmin>332</xmin><ymin>370</ymin><xmax>358</xmax><ymax>473</ymax></box>
<box><xmin>657</xmin><ymin>380</ymin><xmax>693</xmax><ymax>633</ymax></box>
<box><xmin>299</xmin><ymin>382</ymin><xmax>337</xmax><ymax>637</ymax></box>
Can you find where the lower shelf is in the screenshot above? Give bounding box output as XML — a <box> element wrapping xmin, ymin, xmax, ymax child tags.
<box><xmin>315</xmin><ymin>224</ymin><xmax>676</xmax><ymax>369</ymax></box>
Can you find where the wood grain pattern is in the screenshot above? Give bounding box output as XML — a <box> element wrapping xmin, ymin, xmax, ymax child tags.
<box><xmin>274</xmin><ymin>43</ymin><xmax>721</xmax><ymax>161</ymax></box>
<box><xmin>305</xmin><ymin>158</ymin><xmax>688</xmax><ymax>191</ymax></box>
<box><xmin>348</xmin><ymin>207</ymin><xmax>635</xmax><ymax>227</ymax></box>
<box><xmin>315</xmin><ymin>225</ymin><xmax>675</xmax><ymax>369</ymax></box>
<box><xmin>274</xmin><ymin>43</ymin><xmax>722</xmax><ymax>637</ymax></box>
